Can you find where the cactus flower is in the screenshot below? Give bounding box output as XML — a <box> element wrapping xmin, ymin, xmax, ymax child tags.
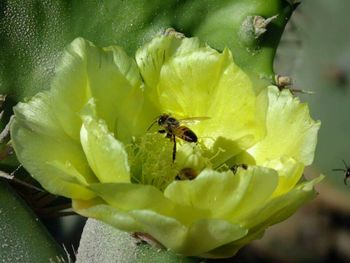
<box><xmin>11</xmin><ymin>33</ymin><xmax>321</xmax><ymax>258</ymax></box>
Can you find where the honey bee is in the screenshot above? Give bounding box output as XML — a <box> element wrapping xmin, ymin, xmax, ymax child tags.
<box><xmin>147</xmin><ymin>114</ymin><xmax>209</xmax><ymax>161</ymax></box>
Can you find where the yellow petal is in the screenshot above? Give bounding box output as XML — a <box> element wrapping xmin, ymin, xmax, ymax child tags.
<box><xmin>51</xmin><ymin>38</ymin><xmax>144</xmax><ymax>142</ymax></box>
<box><xmin>164</xmin><ymin>166</ymin><xmax>278</xmax><ymax>221</ymax></box>
<box><xmin>137</xmin><ymin>35</ymin><xmax>265</xmax><ymax>158</ymax></box>
<box><xmin>80</xmin><ymin>100</ymin><xmax>130</xmax><ymax>183</ymax></box>
<box><xmin>12</xmin><ymin>98</ymin><xmax>96</xmax><ymax>199</ymax></box>
<box><xmin>247</xmin><ymin>86</ymin><xmax>320</xmax><ymax>165</ymax></box>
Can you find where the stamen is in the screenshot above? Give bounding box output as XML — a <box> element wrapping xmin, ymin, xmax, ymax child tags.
<box><xmin>125</xmin><ymin>133</ymin><xmax>217</xmax><ymax>190</ymax></box>
<box><xmin>126</xmin><ymin>133</ymin><xmax>178</xmax><ymax>191</ymax></box>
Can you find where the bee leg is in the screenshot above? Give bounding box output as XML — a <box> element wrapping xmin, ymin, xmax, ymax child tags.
<box><xmin>158</xmin><ymin>130</ymin><xmax>166</xmax><ymax>134</ymax></box>
<box><xmin>172</xmin><ymin>135</ymin><xmax>176</xmax><ymax>162</ymax></box>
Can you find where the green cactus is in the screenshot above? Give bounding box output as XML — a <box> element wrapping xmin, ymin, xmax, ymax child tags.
<box><xmin>0</xmin><ymin>0</ymin><xmax>295</xmax><ymax>102</ymax></box>
<box><xmin>0</xmin><ymin>181</ymin><xmax>67</xmax><ymax>262</ymax></box>
<box><xmin>76</xmin><ymin>219</ymin><xmax>199</xmax><ymax>263</ymax></box>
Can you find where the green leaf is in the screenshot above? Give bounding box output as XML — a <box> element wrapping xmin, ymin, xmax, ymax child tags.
<box><xmin>0</xmin><ymin>0</ymin><xmax>294</xmax><ymax>102</ymax></box>
<box><xmin>0</xmin><ymin>181</ymin><xmax>67</xmax><ymax>262</ymax></box>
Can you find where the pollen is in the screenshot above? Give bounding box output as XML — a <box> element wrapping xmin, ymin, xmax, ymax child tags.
<box><xmin>125</xmin><ymin>133</ymin><xmax>214</xmax><ymax>190</ymax></box>
<box><xmin>126</xmin><ymin>133</ymin><xmax>179</xmax><ymax>191</ymax></box>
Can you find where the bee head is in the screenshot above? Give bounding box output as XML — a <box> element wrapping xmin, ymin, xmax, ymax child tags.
<box><xmin>158</xmin><ymin>114</ymin><xmax>170</xmax><ymax>126</ymax></box>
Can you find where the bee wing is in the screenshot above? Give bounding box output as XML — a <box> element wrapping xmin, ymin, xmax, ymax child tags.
<box><xmin>178</xmin><ymin>116</ymin><xmax>210</xmax><ymax>125</ymax></box>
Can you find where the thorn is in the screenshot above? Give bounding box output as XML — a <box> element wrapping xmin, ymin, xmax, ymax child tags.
<box><xmin>0</xmin><ymin>168</ymin><xmax>45</xmax><ymax>192</ymax></box>
<box><xmin>0</xmin><ymin>115</ymin><xmax>14</xmax><ymax>143</ymax></box>
<box><xmin>253</xmin><ymin>15</ymin><xmax>278</xmax><ymax>38</ymax></box>
<box><xmin>161</xmin><ymin>28</ymin><xmax>185</xmax><ymax>39</ymax></box>
<box><xmin>288</xmin><ymin>88</ymin><xmax>315</xmax><ymax>95</ymax></box>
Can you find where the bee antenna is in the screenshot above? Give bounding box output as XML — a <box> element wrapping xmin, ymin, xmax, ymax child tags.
<box><xmin>342</xmin><ymin>159</ymin><xmax>349</xmax><ymax>169</ymax></box>
<box><xmin>147</xmin><ymin>119</ymin><xmax>158</xmax><ymax>131</ymax></box>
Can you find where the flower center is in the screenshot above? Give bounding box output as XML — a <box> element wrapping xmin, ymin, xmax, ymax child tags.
<box><xmin>126</xmin><ymin>133</ymin><xmax>212</xmax><ymax>191</ymax></box>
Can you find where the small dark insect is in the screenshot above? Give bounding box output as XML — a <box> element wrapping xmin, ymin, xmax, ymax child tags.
<box><xmin>175</xmin><ymin>168</ymin><xmax>198</xmax><ymax>180</ymax></box>
<box><xmin>230</xmin><ymin>164</ymin><xmax>248</xmax><ymax>174</ymax></box>
<box><xmin>147</xmin><ymin>114</ymin><xmax>209</xmax><ymax>162</ymax></box>
<box><xmin>333</xmin><ymin>160</ymin><xmax>350</xmax><ymax>185</ymax></box>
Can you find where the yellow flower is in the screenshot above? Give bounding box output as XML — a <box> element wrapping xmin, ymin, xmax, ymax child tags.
<box><xmin>11</xmin><ymin>33</ymin><xmax>321</xmax><ymax>258</ymax></box>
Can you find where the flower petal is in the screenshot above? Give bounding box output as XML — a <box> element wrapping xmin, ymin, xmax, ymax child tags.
<box><xmin>137</xmin><ymin>35</ymin><xmax>265</xmax><ymax>153</ymax></box>
<box><xmin>129</xmin><ymin>211</ymin><xmax>247</xmax><ymax>257</ymax></box>
<box><xmin>13</xmin><ymin>92</ymin><xmax>66</xmax><ymax>139</ymax></box>
<box><xmin>204</xmin><ymin>176</ymin><xmax>323</xmax><ymax>258</ymax></box>
<box><xmin>239</xmin><ymin>176</ymin><xmax>323</xmax><ymax>228</ymax></box>
<box><xmin>88</xmin><ymin>183</ymin><xmax>175</xmax><ymax>216</ymax></box>
<box><xmin>73</xmin><ymin>199</ymin><xmax>247</xmax><ymax>258</ymax></box>
<box><xmin>205</xmin><ymin>230</ymin><xmax>264</xmax><ymax>258</ymax></box>
<box><xmin>73</xmin><ymin>199</ymin><xmax>141</xmax><ymax>232</ymax></box>
<box><xmin>11</xmin><ymin>95</ymin><xmax>96</xmax><ymax>199</ymax></box>
<box><xmin>247</xmin><ymin>86</ymin><xmax>320</xmax><ymax>165</ymax></box>
<box><xmin>86</xmin><ymin>182</ymin><xmax>210</xmax><ymax>225</ymax></box>
<box><xmin>181</xmin><ymin>219</ymin><xmax>247</xmax><ymax>256</ymax></box>
<box><xmin>80</xmin><ymin>100</ymin><xmax>130</xmax><ymax>183</ymax></box>
<box><xmin>50</xmin><ymin>38</ymin><xmax>144</xmax><ymax>141</ymax></box>
<box><xmin>136</xmin><ymin>35</ymin><xmax>203</xmax><ymax>89</ymax></box>
<box><xmin>164</xmin><ymin>166</ymin><xmax>278</xmax><ymax>221</ymax></box>
<box><xmin>73</xmin><ymin>198</ymin><xmax>190</xmax><ymax>253</ymax></box>
<box><xmin>129</xmin><ymin>210</ymin><xmax>188</xmax><ymax>252</ymax></box>
<box><xmin>264</xmin><ymin>157</ymin><xmax>305</xmax><ymax>197</ymax></box>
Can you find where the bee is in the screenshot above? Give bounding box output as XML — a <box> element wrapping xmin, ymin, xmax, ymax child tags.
<box><xmin>230</xmin><ymin>164</ymin><xmax>248</xmax><ymax>174</ymax></box>
<box><xmin>175</xmin><ymin>168</ymin><xmax>198</xmax><ymax>180</ymax></box>
<box><xmin>147</xmin><ymin>114</ymin><xmax>209</xmax><ymax>161</ymax></box>
<box><xmin>333</xmin><ymin>160</ymin><xmax>350</xmax><ymax>185</ymax></box>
